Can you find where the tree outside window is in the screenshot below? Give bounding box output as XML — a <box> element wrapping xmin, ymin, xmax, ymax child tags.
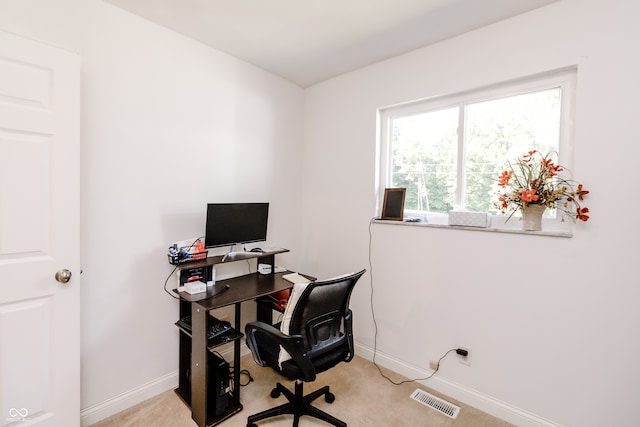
<box><xmin>382</xmin><ymin>71</ymin><xmax>572</xmax><ymax>222</ymax></box>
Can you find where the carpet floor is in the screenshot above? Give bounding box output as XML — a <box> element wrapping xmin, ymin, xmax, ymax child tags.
<box><xmin>89</xmin><ymin>354</ymin><xmax>516</xmax><ymax>427</ymax></box>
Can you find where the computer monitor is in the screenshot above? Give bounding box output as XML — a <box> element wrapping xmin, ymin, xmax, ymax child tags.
<box><xmin>204</xmin><ymin>203</ymin><xmax>269</xmax><ymax>249</ymax></box>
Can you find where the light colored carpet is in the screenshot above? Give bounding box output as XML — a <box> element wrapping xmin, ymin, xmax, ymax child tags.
<box><xmin>90</xmin><ymin>354</ymin><xmax>515</xmax><ymax>427</ymax></box>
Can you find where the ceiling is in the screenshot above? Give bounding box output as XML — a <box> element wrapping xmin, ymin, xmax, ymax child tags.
<box><xmin>103</xmin><ymin>0</ymin><xmax>558</xmax><ymax>88</ymax></box>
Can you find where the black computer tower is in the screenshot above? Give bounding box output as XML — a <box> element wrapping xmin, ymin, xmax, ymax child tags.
<box><xmin>208</xmin><ymin>353</ymin><xmax>230</xmax><ymax>418</ymax></box>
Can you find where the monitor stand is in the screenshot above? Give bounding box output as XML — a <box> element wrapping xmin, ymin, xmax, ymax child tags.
<box><xmin>222</xmin><ymin>244</ymin><xmax>254</xmax><ymax>262</ymax></box>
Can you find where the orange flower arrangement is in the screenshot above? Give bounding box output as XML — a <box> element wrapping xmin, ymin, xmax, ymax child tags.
<box><xmin>495</xmin><ymin>150</ymin><xmax>590</xmax><ymax>222</ymax></box>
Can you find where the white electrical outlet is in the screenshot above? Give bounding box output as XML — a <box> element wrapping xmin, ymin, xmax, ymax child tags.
<box><xmin>457</xmin><ymin>347</ymin><xmax>471</xmax><ymax>366</ymax></box>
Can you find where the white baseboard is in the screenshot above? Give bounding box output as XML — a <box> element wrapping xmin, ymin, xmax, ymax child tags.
<box><xmin>79</xmin><ymin>347</ymin><xmax>244</xmax><ymax>426</ymax></box>
<box><xmin>81</xmin><ymin>344</ymin><xmax>559</xmax><ymax>427</ymax></box>
<box><xmin>80</xmin><ymin>371</ymin><xmax>179</xmax><ymax>426</ymax></box>
<box><xmin>355</xmin><ymin>342</ymin><xmax>564</xmax><ymax>427</ymax></box>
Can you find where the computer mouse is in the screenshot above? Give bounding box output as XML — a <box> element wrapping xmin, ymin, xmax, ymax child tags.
<box><xmin>250</xmin><ymin>248</ymin><xmax>263</xmax><ymax>252</ymax></box>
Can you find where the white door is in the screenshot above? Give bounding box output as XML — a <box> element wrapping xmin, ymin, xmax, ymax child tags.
<box><xmin>0</xmin><ymin>31</ymin><xmax>80</xmax><ymax>426</ymax></box>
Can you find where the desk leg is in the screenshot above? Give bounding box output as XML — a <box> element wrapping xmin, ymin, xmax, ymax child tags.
<box><xmin>257</xmin><ymin>300</ymin><xmax>273</xmax><ymax>324</ymax></box>
<box><xmin>257</xmin><ymin>254</ymin><xmax>275</xmax><ymax>273</ymax></box>
<box><xmin>191</xmin><ymin>304</ymin><xmax>207</xmax><ymax>427</ymax></box>
<box><xmin>233</xmin><ymin>302</ymin><xmax>242</xmax><ymax>408</ymax></box>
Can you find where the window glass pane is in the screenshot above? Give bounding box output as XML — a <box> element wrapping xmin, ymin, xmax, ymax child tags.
<box><xmin>379</xmin><ymin>71</ymin><xmax>573</xmax><ymax>222</ymax></box>
<box><xmin>391</xmin><ymin>107</ymin><xmax>458</xmax><ymax>213</ymax></box>
<box><xmin>464</xmin><ymin>88</ymin><xmax>561</xmax><ymax>213</ymax></box>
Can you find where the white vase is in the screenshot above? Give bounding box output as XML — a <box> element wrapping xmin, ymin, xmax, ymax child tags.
<box><xmin>521</xmin><ymin>204</ymin><xmax>546</xmax><ymax>231</ymax></box>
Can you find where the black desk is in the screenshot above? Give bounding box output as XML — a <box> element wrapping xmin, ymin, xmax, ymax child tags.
<box><xmin>173</xmin><ymin>249</ymin><xmax>301</xmax><ymax>426</ymax></box>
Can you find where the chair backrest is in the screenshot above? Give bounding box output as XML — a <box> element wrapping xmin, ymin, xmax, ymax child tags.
<box><xmin>287</xmin><ymin>269</ymin><xmax>366</xmax><ymax>360</ymax></box>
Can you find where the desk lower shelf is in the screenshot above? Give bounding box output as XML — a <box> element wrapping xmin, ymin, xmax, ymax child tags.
<box><xmin>175</xmin><ymin>322</ymin><xmax>244</xmax><ymax>350</ymax></box>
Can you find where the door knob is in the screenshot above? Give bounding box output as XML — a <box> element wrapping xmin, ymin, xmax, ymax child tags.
<box><xmin>55</xmin><ymin>269</ymin><xmax>72</xmax><ymax>284</ymax></box>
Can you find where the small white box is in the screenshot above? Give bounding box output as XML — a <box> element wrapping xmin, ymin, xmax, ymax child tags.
<box><xmin>183</xmin><ymin>281</ymin><xmax>207</xmax><ymax>294</ymax></box>
<box><xmin>448</xmin><ymin>210</ymin><xmax>491</xmax><ymax>228</ymax></box>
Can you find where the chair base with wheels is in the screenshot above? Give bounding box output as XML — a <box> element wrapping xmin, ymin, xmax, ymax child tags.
<box><xmin>247</xmin><ymin>379</ymin><xmax>344</xmax><ymax>427</ymax></box>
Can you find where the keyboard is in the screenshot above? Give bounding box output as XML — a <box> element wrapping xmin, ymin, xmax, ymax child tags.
<box><xmin>176</xmin><ymin>315</ymin><xmax>232</xmax><ymax>344</ymax></box>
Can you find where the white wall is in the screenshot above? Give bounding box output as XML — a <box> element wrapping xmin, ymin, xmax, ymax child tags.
<box><xmin>0</xmin><ymin>0</ymin><xmax>305</xmax><ymax>422</ymax></box>
<box><xmin>302</xmin><ymin>1</ymin><xmax>640</xmax><ymax>426</ymax></box>
<box><xmin>3</xmin><ymin>0</ymin><xmax>639</xmax><ymax>426</ymax></box>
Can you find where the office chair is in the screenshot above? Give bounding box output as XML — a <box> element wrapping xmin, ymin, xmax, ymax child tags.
<box><xmin>244</xmin><ymin>269</ymin><xmax>366</xmax><ymax>427</ymax></box>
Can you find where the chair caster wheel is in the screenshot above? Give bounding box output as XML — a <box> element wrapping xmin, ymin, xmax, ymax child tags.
<box><xmin>325</xmin><ymin>392</ymin><xmax>335</xmax><ymax>403</ymax></box>
<box><xmin>270</xmin><ymin>388</ymin><xmax>281</xmax><ymax>398</ymax></box>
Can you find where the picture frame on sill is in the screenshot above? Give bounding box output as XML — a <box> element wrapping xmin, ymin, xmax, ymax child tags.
<box><xmin>381</xmin><ymin>188</ymin><xmax>406</xmax><ymax>221</ymax></box>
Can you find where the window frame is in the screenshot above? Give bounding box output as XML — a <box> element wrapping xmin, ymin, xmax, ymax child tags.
<box><xmin>376</xmin><ymin>68</ymin><xmax>577</xmax><ymax>231</ymax></box>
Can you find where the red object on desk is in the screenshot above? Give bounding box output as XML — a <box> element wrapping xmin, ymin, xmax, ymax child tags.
<box><xmin>269</xmin><ymin>289</ymin><xmax>291</xmax><ymax>310</ymax></box>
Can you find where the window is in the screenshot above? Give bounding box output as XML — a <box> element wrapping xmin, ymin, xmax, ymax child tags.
<box><xmin>377</xmin><ymin>69</ymin><xmax>576</xmax><ymax>226</ymax></box>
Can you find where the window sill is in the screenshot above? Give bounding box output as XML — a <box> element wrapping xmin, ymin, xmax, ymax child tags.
<box><xmin>372</xmin><ymin>219</ymin><xmax>573</xmax><ymax>238</ymax></box>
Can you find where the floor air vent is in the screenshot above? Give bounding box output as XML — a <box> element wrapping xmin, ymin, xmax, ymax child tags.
<box><xmin>410</xmin><ymin>389</ymin><xmax>461</xmax><ymax>419</ymax></box>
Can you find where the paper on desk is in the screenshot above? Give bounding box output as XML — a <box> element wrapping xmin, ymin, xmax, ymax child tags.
<box><xmin>282</xmin><ymin>272</ymin><xmax>312</xmax><ymax>284</ymax></box>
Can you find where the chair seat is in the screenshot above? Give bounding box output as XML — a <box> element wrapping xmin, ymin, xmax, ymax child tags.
<box><xmin>253</xmin><ymin>328</ymin><xmax>350</xmax><ymax>381</ymax></box>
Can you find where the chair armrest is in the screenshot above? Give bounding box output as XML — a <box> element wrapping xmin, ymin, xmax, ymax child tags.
<box><xmin>345</xmin><ymin>309</ymin><xmax>354</xmax><ymax>362</ymax></box>
<box><xmin>244</xmin><ymin>321</ymin><xmax>286</xmax><ymax>367</ymax></box>
<box><xmin>245</xmin><ymin>321</ymin><xmax>317</xmax><ymax>381</ymax></box>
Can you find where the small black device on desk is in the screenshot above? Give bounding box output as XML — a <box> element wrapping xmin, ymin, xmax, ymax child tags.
<box><xmin>176</xmin><ymin>315</ymin><xmax>232</xmax><ymax>345</ymax></box>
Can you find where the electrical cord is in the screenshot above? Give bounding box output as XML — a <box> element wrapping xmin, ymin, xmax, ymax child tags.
<box><xmin>375</xmin><ymin>348</ymin><xmax>457</xmax><ymax>386</ymax></box>
<box><xmin>163</xmin><ymin>263</ymin><xmax>182</xmax><ymax>300</ymax></box>
<box><xmin>163</xmin><ymin>236</ymin><xmax>205</xmax><ymax>300</ymax></box>
<box><xmin>368</xmin><ymin>218</ymin><xmax>456</xmax><ymax>385</ymax></box>
<box><xmin>236</xmin><ymin>369</ymin><xmax>255</xmax><ymax>387</ymax></box>
<box><xmin>211</xmin><ymin>352</ymin><xmax>254</xmax><ymax>390</ymax></box>
<box><xmin>206</xmin><ymin>284</ymin><xmax>230</xmax><ymax>299</ymax></box>
<box><xmin>228</xmin><ymin>365</ymin><xmax>254</xmax><ymax>390</ymax></box>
